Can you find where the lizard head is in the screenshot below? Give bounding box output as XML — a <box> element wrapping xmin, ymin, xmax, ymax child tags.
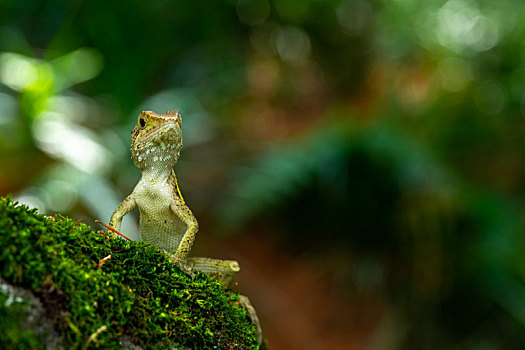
<box><xmin>131</xmin><ymin>110</ymin><xmax>183</xmax><ymax>170</ymax></box>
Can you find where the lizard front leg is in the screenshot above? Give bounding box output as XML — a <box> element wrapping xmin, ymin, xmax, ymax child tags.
<box><xmin>109</xmin><ymin>194</ymin><xmax>136</xmax><ymax>231</ymax></box>
<box><xmin>170</xmin><ymin>199</ymin><xmax>199</xmax><ymax>264</ymax></box>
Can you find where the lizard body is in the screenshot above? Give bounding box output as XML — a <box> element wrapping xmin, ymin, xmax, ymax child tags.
<box><xmin>109</xmin><ymin>110</ymin><xmax>196</xmax><ymax>264</ymax></box>
<box><xmin>109</xmin><ymin>110</ymin><xmax>261</xmax><ymax>343</ymax></box>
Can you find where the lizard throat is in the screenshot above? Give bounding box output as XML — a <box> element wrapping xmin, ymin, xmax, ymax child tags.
<box><xmin>131</xmin><ymin>141</ymin><xmax>181</xmax><ymax>172</ymax></box>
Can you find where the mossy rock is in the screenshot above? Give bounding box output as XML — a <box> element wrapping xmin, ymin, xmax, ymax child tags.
<box><xmin>0</xmin><ymin>278</ymin><xmax>60</xmax><ymax>348</ymax></box>
<box><xmin>0</xmin><ymin>196</ymin><xmax>259</xmax><ymax>349</ymax></box>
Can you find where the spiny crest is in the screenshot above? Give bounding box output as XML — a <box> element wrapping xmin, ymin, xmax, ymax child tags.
<box><xmin>140</xmin><ymin>110</ymin><xmax>181</xmax><ymax>125</ymax></box>
<box><xmin>161</xmin><ymin>110</ymin><xmax>180</xmax><ymax>118</ymax></box>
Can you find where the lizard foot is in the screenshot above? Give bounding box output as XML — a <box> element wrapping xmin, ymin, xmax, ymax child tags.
<box><xmin>167</xmin><ymin>250</ymin><xmax>195</xmax><ymax>278</ymax></box>
<box><xmin>95</xmin><ymin>220</ymin><xmax>133</xmax><ymax>241</ymax></box>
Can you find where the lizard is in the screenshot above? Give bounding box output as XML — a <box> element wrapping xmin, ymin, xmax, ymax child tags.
<box><xmin>108</xmin><ymin>110</ymin><xmax>261</xmax><ymax>342</ymax></box>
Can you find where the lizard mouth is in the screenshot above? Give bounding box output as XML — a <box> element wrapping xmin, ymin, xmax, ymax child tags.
<box><xmin>134</xmin><ymin>122</ymin><xmax>181</xmax><ymax>149</ymax></box>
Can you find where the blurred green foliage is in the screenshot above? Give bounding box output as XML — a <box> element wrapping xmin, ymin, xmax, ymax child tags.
<box><xmin>2</xmin><ymin>0</ymin><xmax>525</xmax><ymax>348</ymax></box>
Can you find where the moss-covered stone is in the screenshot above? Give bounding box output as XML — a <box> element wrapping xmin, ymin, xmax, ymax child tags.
<box><xmin>0</xmin><ymin>196</ymin><xmax>259</xmax><ymax>349</ymax></box>
<box><xmin>0</xmin><ymin>278</ymin><xmax>59</xmax><ymax>349</ymax></box>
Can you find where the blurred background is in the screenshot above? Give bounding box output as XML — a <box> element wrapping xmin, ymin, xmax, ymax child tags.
<box><xmin>1</xmin><ymin>0</ymin><xmax>525</xmax><ymax>348</ymax></box>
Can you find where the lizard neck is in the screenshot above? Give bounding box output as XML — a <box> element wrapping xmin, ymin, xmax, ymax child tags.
<box><xmin>141</xmin><ymin>163</ymin><xmax>173</xmax><ymax>184</ymax></box>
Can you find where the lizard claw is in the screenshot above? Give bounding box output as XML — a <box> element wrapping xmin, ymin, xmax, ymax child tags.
<box><xmin>170</xmin><ymin>250</ymin><xmax>184</xmax><ymax>264</ymax></box>
<box><xmin>180</xmin><ymin>264</ymin><xmax>195</xmax><ymax>278</ymax></box>
<box><xmin>95</xmin><ymin>220</ymin><xmax>133</xmax><ymax>241</ymax></box>
<box><xmin>169</xmin><ymin>250</ymin><xmax>195</xmax><ymax>277</ymax></box>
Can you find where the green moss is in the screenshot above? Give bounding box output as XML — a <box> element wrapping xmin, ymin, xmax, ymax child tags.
<box><xmin>0</xmin><ymin>196</ymin><xmax>258</xmax><ymax>349</ymax></box>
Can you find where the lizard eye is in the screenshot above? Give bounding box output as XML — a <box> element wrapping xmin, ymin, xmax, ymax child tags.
<box><xmin>139</xmin><ymin>118</ymin><xmax>146</xmax><ymax>128</ymax></box>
